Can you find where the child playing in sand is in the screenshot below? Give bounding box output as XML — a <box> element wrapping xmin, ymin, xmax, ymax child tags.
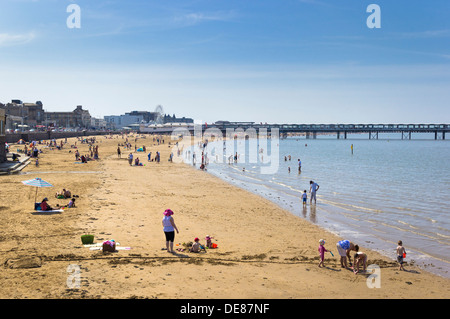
<box><xmin>67</xmin><ymin>198</ymin><xmax>76</xmax><ymax>208</ymax></box>
<box><xmin>318</xmin><ymin>239</ymin><xmax>329</xmax><ymax>267</ymax></box>
<box><xmin>396</xmin><ymin>240</ymin><xmax>406</xmax><ymax>271</ymax></box>
<box><xmin>206</xmin><ymin>235</ymin><xmax>215</xmax><ymax>248</ymax></box>
<box><xmin>302</xmin><ymin>190</ymin><xmax>307</xmax><ymax>206</ymax></box>
<box><xmin>190</xmin><ymin>238</ymin><xmax>203</xmax><ymax>253</ymax></box>
<box><xmin>352</xmin><ymin>245</ymin><xmax>367</xmax><ymax>274</ymax></box>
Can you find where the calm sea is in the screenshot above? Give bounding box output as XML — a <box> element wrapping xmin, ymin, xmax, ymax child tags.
<box><xmin>189</xmin><ymin>133</ymin><xmax>450</xmax><ymax>278</ymax></box>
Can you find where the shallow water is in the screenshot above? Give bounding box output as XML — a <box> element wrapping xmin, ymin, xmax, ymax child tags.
<box><xmin>188</xmin><ymin>133</ymin><xmax>450</xmax><ymax>278</ymax></box>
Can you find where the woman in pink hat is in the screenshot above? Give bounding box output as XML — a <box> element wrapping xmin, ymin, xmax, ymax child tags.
<box><xmin>162</xmin><ymin>209</ymin><xmax>179</xmax><ymax>253</ymax></box>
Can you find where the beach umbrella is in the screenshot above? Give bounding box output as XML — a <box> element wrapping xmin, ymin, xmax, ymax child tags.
<box><xmin>21</xmin><ymin>177</ymin><xmax>54</xmax><ymax>206</ymax></box>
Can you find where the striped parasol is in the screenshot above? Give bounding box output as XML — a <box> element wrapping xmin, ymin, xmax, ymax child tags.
<box><xmin>22</xmin><ymin>178</ymin><xmax>54</xmax><ymax>205</ymax></box>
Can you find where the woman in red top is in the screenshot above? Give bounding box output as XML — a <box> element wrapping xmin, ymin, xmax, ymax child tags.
<box><xmin>40</xmin><ymin>198</ymin><xmax>53</xmax><ymax>211</ymax></box>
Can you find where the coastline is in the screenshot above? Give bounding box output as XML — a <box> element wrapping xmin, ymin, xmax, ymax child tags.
<box><xmin>205</xmin><ymin>163</ymin><xmax>450</xmax><ymax>279</ymax></box>
<box><xmin>0</xmin><ymin>134</ymin><xmax>449</xmax><ymax>299</ymax></box>
<box><xmin>200</xmin><ymin>136</ymin><xmax>450</xmax><ymax>279</ymax></box>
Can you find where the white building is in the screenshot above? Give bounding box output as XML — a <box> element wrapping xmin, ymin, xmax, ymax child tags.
<box><xmin>104</xmin><ymin>114</ymin><xmax>144</xmax><ymax>129</ymax></box>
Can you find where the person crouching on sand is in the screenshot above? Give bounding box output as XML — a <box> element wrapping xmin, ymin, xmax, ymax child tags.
<box><xmin>353</xmin><ymin>245</ymin><xmax>367</xmax><ymax>274</ymax></box>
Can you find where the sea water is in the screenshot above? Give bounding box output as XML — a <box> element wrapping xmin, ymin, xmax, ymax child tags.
<box><xmin>193</xmin><ymin>133</ymin><xmax>450</xmax><ymax>278</ymax></box>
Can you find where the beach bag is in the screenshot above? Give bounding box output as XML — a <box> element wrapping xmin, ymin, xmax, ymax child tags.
<box><xmin>81</xmin><ymin>235</ymin><xmax>94</xmax><ymax>245</ymax></box>
<box><xmin>102</xmin><ymin>240</ymin><xmax>116</xmax><ymax>252</ymax></box>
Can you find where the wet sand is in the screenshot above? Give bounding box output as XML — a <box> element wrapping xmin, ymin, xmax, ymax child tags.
<box><xmin>0</xmin><ymin>134</ymin><xmax>449</xmax><ymax>299</ymax></box>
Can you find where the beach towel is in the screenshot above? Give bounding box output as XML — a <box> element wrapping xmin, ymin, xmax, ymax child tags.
<box><xmin>88</xmin><ymin>246</ymin><xmax>131</xmax><ymax>251</ymax></box>
<box><xmin>83</xmin><ymin>242</ymin><xmax>121</xmax><ymax>247</ymax></box>
<box><xmin>84</xmin><ymin>242</ymin><xmax>131</xmax><ymax>251</ymax></box>
<box><xmin>34</xmin><ymin>209</ymin><xmax>64</xmax><ymax>213</ymax></box>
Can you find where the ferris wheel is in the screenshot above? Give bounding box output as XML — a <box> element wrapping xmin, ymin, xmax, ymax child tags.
<box><xmin>154</xmin><ymin>105</ymin><xmax>164</xmax><ymax>124</ymax></box>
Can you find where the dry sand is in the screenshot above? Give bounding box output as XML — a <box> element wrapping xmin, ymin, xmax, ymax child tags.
<box><xmin>0</xmin><ymin>134</ymin><xmax>449</xmax><ymax>299</ymax></box>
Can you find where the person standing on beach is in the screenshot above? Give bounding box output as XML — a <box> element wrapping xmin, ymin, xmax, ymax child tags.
<box><xmin>318</xmin><ymin>239</ymin><xmax>329</xmax><ymax>267</ymax></box>
<box><xmin>298</xmin><ymin>159</ymin><xmax>302</xmax><ymax>173</ymax></box>
<box><xmin>309</xmin><ymin>180</ymin><xmax>319</xmax><ymax>204</ymax></box>
<box><xmin>162</xmin><ymin>209</ymin><xmax>179</xmax><ymax>253</ymax></box>
<box><xmin>117</xmin><ymin>146</ymin><xmax>121</xmax><ymax>158</ymax></box>
<box><xmin>396</xmin><ymin>240</ymin><xmax>406</xmax><ymax>271</ymax></box>
<box><xmin>302</xmin><ymin>190</ymin><xmax>307</xmax><ymax>207</ymax></box>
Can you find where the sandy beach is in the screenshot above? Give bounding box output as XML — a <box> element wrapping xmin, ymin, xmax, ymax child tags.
<box><xmin>0</xmin><ymin>134</ymin><xmax>449</xmax><ymax>299</ymax></box>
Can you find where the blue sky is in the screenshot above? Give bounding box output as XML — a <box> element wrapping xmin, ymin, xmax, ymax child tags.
<box><xmin>0</xmin><ymin>0</ymin><xmax>449</xmax><ymax>123</ymax></box>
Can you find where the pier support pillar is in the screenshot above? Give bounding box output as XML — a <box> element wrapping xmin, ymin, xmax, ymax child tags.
<box><xmin>306</xmin><ymin>132</ymin><xmax>310</xmax><ymax>139</ymax></box>
<box><xmin>344</xmin><ymin>131</ymin><xmax>347</xmax><ymax>139</ymax></box>
<box><xmin>337</xmin><ymin>132</ymin><xmax>340</xmax><ymax>139</ymax></box>
<box><xmin>401</xmin><ymin>131</ymin><xmax>412</xmax><ymax>140</ymax></box>
<box><xmin>313</xmin><ymin>132</ymin><xmax>317</xmax><ymax>139</ymax></box>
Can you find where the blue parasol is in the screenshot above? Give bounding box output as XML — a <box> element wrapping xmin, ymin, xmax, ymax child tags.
<box><xmin>22</xmin><ymin>177</ymin><xmax>54</xmax><ymax>205</ymax></box>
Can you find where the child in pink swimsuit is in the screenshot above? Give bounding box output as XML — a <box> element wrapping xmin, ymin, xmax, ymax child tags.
<box><xmin>318</xmin><ymin>239</ymin><xmax>329</xmax><ymax>267</ymax></box>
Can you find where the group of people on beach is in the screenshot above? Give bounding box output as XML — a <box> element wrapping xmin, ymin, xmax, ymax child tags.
<box><xmin>21</xmin><ymin>133</ymin><xmax>410</xmax><ymax>281</ymax></box>
<box><xmin>37</xmin><ymin>188</ymin><xmax>78</xmax><ymax>211</ymax></box>
<box><xmin>300</xmin><ymin>180</ymin><xmax>320</xmax><ymax>206</ymax></box>
<box><xmin>318</xmin><ymin>238</ymin><xmax>407</xmax><ymax>273</ymax></box>
<box><xmin>161</xmin><ymin>208</ymin><xmax>216</xmax><ymax>254</ymax></box>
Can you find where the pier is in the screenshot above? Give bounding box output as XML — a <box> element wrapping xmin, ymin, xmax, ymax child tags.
<box><xmin>140</xmin><ymin>123</ymin><xmax>449</xmax><ymax>140</ymax></box>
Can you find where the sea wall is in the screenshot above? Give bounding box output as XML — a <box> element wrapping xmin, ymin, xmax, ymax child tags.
<box><xmin>5</xmin><ymin>131</ymin><xmax>112</xmax><ymax>143</ymax></box>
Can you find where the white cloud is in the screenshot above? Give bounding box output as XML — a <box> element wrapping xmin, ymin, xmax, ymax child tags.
<box><xmin>391</xmin><ymin>29</ymin><xmax>450</xmax><ymax>39</ymax></box>
<box><xmin>172</xmin><ymin>11</ymin><xmax>237</xmax><ymax>27</ymax></box>
<box><xmin>0</xmin><ymin>32</ymin><xmax>36</xmax><ymax>47</ymax></box>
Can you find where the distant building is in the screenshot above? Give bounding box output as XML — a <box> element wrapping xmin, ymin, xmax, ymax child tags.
<box><xmin>0</xmin><ymin>108</ymin><xmax>6</xmax><ymax>162</ymax></box>
<box><xmin>163</xmin><ymin>114</ymin><xmax>194</xmax><ymax>124</ymax></box>
<box><xmin>90</xmin><ymin>117</ymin><xmax>107</xmax><ymax>130</ymax></box>
<box><xmin>45</xmin><ymin>105</ymin><xmax>91</xmax><ymax>129</ymax></box>
<box><xmin>0</xmin><ymin>100</ymin><xmax>45</xmax><ymax>130</ymax></box>
<box><xmin>127</xmin><ymin>111</ymin><xmax>158</xmax><ymax>123</ymax></box>
<box><xmin>104</xmin><ymin>113</ymin><xmax>144</xmax><ymax>129</ymax></box>
<box><xmin>104</xmin><ymin>110</ymin><xmax>193</xmax><ymax>130</ymax></box>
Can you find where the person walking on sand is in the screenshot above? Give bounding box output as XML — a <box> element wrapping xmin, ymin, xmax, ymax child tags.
<box><xmin>396</xmin><ymin>240</ymin><xmax>407</xmax><ymax>271</ymax></box>
<box><xmin>162</xmin><ymin>209</ymin><xmax>179</xmax><ymax>253</ymax></box>
<box><xmin>309</xmin><ymin>180</ymin><xmax>319</xmax><ymax>204</ymax></box>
